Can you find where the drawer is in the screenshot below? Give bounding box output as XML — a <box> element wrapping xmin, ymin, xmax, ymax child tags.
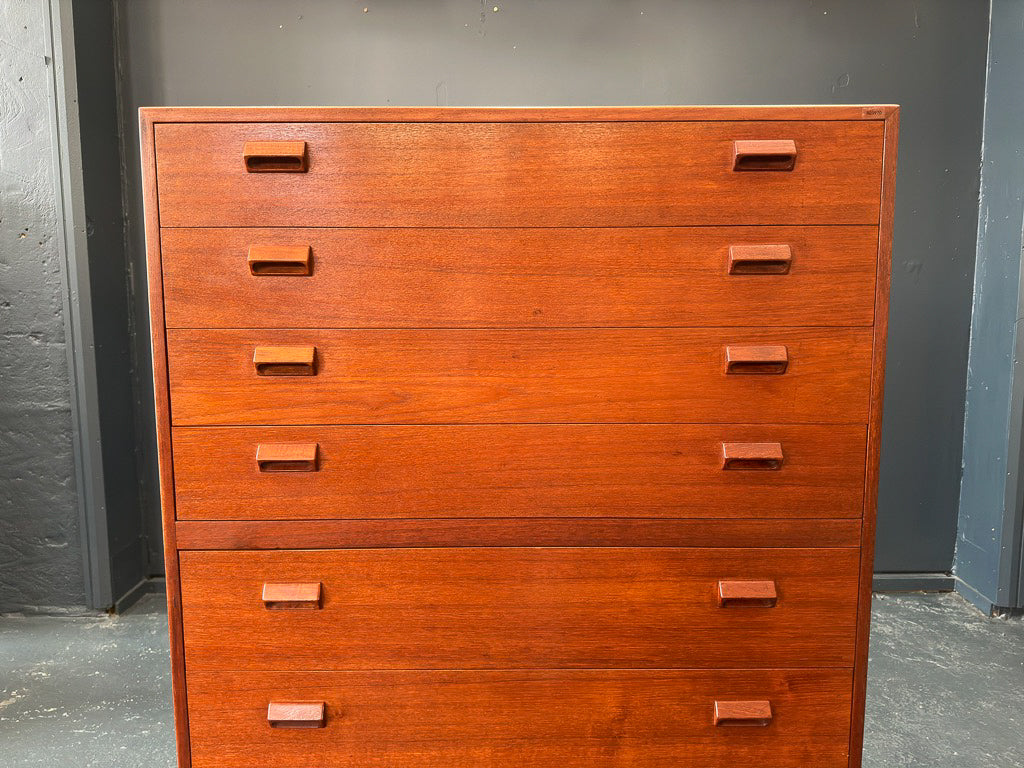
<box><xmin>179</xmin><ymin>548</ymin><xmax>859</xmax><ymax>670</ymax></box>
<box><xmin>172</xmin><ymin>424</ymin><xmax>867</xmax><ymax>521</ymax></box>
<box><xmin>186</xmin><ymin>668</ymin><xmax>853</xmax><ymax>768</ymax></box>
<box><xmin>166</xmin><ymin>328</ymin><xmax>873</xmax><ymax>425</ymax></box>
<box><xmin>153</xmin><ymin>121</ymin><xmax>883</xmax><ymax>227</ymax></box>
<box><xmin>160</xmin><ymin>227</ymin><xmax>879</xmax><ymax>329</ymax></box>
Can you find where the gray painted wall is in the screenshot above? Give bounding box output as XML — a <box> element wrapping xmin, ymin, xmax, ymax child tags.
<box><xmin>0</xmin><ymin>1</ymin><xmax>84</xmax><ymax>612</ymax></box>
<box><xmin>71</xmin><ymin>0</ymin><xmax>149</xmax><ymax>604</ymax></box>
<box><xmin>956</xmin><ymin>0</ymin><xmax>1024</xmax><ymax>613</ymax></box>
<box><xmin>117</xmin><ymin>0</ymin><xmax>989</xmax><ymax>575</ymax></box>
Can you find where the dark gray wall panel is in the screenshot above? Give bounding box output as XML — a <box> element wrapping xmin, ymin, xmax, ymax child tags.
<box><xmin>117</xmin><ymin>0</ymin><xmax>989</xmax><ymax>573</ymax></box>
<box><xmin>71</xmin><ymin>0</ymin><xmax>149</xmax><ymax>602</ymax></box>
<box><xmin>0</xmin><ymin>2</ymin><xmax>85</xmax><ymax>612</ymax></box>
<box><xmin>956</xmin><ymin>0</ymin><xmax>1024</xmax><ymax>612</ymax></box>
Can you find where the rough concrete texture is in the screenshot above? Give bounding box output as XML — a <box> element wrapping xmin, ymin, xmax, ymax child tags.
<box><xmin>865</xmin><ymin>593</ymin><xmax>1024</xmax><ymax>767</ymax></box>
<box><xmin>0</xmin><ymin>2</ymin><xmax>84</xmax><ymax>611</ymax></box>
<box><xmin>0</xmin><ymin>593</ymin><xmax>1020</xmax><ymax>766</ymax></box>
<box><xmin>0</xmin><ymin>594</ymin><xmax>173</xmax><ymax>766</ymax></box>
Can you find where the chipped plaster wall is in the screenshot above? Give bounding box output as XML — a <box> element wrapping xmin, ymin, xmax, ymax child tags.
<box><xmin>0</xmin><ymin>1</ymin><xmax>85</xmax><ymax>612</ymax></box>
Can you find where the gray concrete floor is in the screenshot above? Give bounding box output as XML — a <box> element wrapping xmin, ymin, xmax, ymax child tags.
<box><xmin>865</xmin><ymin>593</ymin><xmax>1024</xmax><ymax>767</ymax></box>
<box><xmin>0</xmin><ymin>592</ymin><xmax>1021</xmax><ymax>766</ymax></box>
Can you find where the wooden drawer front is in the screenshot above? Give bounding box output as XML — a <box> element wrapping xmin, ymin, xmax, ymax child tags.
<box><xmin>154</xmin><ymin>121</ymin><xmax>882</xmax><ymax>227</ymax></box>
<box><xmin>166</xmin><ymin>328</ymin><xmax>872</xmax><ymax>425</ymax></box>
<box><xmin>179</xmin><ymin>548</ymin><xmax>859</xmax><ymax>670</ymax></box>
<box><xmin>160</xmin><ymin>227</ymin><xmax>879</xmax><ymax>329</ymax></box>
<box><xmin>187</xmin><ymin>669</ymin><xmax>852</xmax><ymax>768</ymax></box>
<box><xmin>173</xmin><ymin>424</ymin><xmax>866</xmax><ymax>521</ymax></box>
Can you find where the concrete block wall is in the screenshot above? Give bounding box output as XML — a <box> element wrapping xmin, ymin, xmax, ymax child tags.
<box><xmin>0</xmin><ymin>1</ymin><xmax>85</xmax><ymax>613</ymax></box>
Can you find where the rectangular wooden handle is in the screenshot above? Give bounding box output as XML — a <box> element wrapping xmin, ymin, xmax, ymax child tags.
<box><xmin>248</xmin><ymin>245</ymin><xmax>312</xmax><ymax>276</ymax></box>
<box><xmin>724</xmin><ymin>345</ymin><xmax>788</xmax><ymax>374</ymax></box>
<box><xmin>714</xmin><ymin>700</ymin><xmax>773</xmax><ymax>727</ymax></box>
<box><xmin>267</xmin><ymin>701</ymin><xmax>326</xmax><ymax>728</ymax></box>
<box><xmin>732</xmin><ymin>139</ymin><xmax>797</xmax><ymax>171</ymax></box>
<box><xmin>721</xmin><ymin>442</ymin><xmax>783</xmax><ymax>471</ymax></box>
<box><xmin>244</xmin><ymin>140</ymin><xmax>308</xmax><ymax>172</ymax></box>
<box><xmin>728</xmin><ymin>245</ymin><xmax>792</xmax><ymax>275</ymax></box>
<box><xmin>253</xmin><ymin>345</ymin><xmax>316</xmax><ymax>376</ymax></box>
<box><xmin>262</xmin><ymin>582</ymin><xmax>323</xmax><ymax>610</ymax></box>
<box><xmin>256</xmin><ymin>443</ymin><xmax>319</xmax><ymax>473</ymax></box>
<box><xmin>718</xmin><ymin>580</ymin><xmax>778</xmax><ymax>608</ymax></box>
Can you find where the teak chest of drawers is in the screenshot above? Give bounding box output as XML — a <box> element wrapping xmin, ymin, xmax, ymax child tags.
<box><xmin>141</xmin><ymin>105</ymin><xmax>898</xmax><ymax>768</ymax></box>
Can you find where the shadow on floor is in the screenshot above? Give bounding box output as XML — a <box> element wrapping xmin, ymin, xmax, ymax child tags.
<box><xmin>0</xmin><ymin>591</ymin><xmax>1021</xmax><ymax>766</ymax></box>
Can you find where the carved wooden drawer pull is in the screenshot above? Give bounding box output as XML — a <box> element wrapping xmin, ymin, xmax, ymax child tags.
<box><xmin>732</xmin><ymin>139</ymin><xmax>797</xmax><ymax>171</ymax></box>
<box><xmin>721</xmin><ymin>442</ymin><xmax>784</xmax><ymax>471</ymax></box>
<box><xmin>256</xmin><ymin>443</ymin><xmax>320</xmax><ymax>473</ymax></box>
<box><xmin>253</xmin><ymin>345</ymin><xmax>316</xmax><ymax>376</ymax></box>
<box><xmin>248</xmin><ymin>245</ymin><xmax>312</xmax><ymax>276</ymax></box>
<box><xmin>728</xmin><ymin>244</ymin><xmax>792</xmax><ymax>275</ymax></box>
<box><xmin>267</xmin><ymin>701</ymin><xmax>326</xmax><ymax>728</ymax></box>
<box><xmin>262</xmin><ymin>582</ymin><xmax>323</xmax><ymax>610</ymax></box>
<box><xmin>724</xmin><ymin>345</ymin><xmax>789</xmax><ymax>375</ymax></box>
<box><xmin>714</xmin><ymin>700</ymin><xmax>773</xmax><ymax>727</ymax></box>
<box><xmin>243</xmin><ymin>141</ymin><xmax>308</xmax><ymax>173</ymax></box>
<box><xmin>718</xmin><ymin>580</ymin><xmax>778</xmax><ymax>608</ymax></box>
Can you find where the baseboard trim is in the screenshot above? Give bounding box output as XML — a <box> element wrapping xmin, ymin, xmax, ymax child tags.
<box><xmin>872</xmin><ymin>572</ymin><xmax>955</xmax><ymax>592</ymax></box>
<box><xmin>113</xmin><ymin>577</ymin><xmax>166</xmax><ymax>614</ymax></box>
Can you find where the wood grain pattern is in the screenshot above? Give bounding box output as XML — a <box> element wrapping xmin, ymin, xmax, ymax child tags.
<box><xmin>247</xmin><ymin>244</ymin><xmax>312</xmax><ymax>276</ymax></box>
<box><xmin>142</xmin><ymin>105</ymin><xmax>896</xmax><ymax>768</ymax></box>
<box><xmin>139</xmin><ymin>111</ymin><xmax>191</xmax><ymax>767</ymax></box>
<box><xmin>255</xmin><ymin>442</ymin><xmax>319</xmax><ymax>473</ymax></box>
<box><xmin>251</xmin><ymin>345</ymin><xmax>316</xmax><ymax>376</ymax></box>
<box><xmin>849</xmin><ymin>106</ymin><xmax>899</xmax><ymax>768</ymax></box>
<box><xmin>174</xmin><ymin>518</ymin><xmax>863</xmax><ymax>551</ymax></box>
<box><xmin>724</xmin><ymin>344</ymin><xmax>789</xmax><ymax>374</ymax></box>
<box><xmin>266</xmin><ymin>701</ymin><xmax>325</xmax><ymax>728</ymax></box>
<box><xmin>242</xmin><ymin>140</ymin><xmax>307</xmax><ymax>173</ymax></box>
<box><xmin>160</xmin><ymin>227</ymin><xmax>878</xmax><ymax>329</ymax></box>
<box><xmin>180</xmin><ymin>548</ymin><xmax>860</xmax><ymax>670</ymax></box>
<box><xmin>261</xmin><ymin>582</ymin><xmax>322</xmax><ymax>610</ymax></box>
<box><xmin>714</xmin><ymin>700</ymin><xmax>774</xmax><ymax>726</ymax></box>
<box><xmin>171</xmin><ymin>424</ymin><xmax>866</xmax><ymax>520</ymax></box>
<box><xmin>718</xmin><ymin>580</ymin><xmax>779</xmax><ymax>607</ymax></box>
<box><xmin>728</xmin><ymin>244</ymin><xmax>793</xmax><ymax>275</ymax></box>
<box><xmin>732</xmin><ymin>139</ymin><xmax>797</xmax><ymax>171</ymax></box>
<box><xmin>187</xmin><ymin>668</ymin><xmax>853</xmax><ymax>768</ymax></box>
<box><xmin>166</xmin><ymin>328</ymin><xmax>873</xmax><ymax>425</ymax></box>
<box><xmin>154</xmin><ymin>121</ymin><xmax>883</xmax><ymax>227</ymax></box>
<box><xmin>141</xmin><ymin>104</ymin><xmax>897</xmax><ymax>123</ymax></box>
<box><xmin>720</xmin><ymin>441</ymin><xmax>785</xmax><ymax>471</ymax></box>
